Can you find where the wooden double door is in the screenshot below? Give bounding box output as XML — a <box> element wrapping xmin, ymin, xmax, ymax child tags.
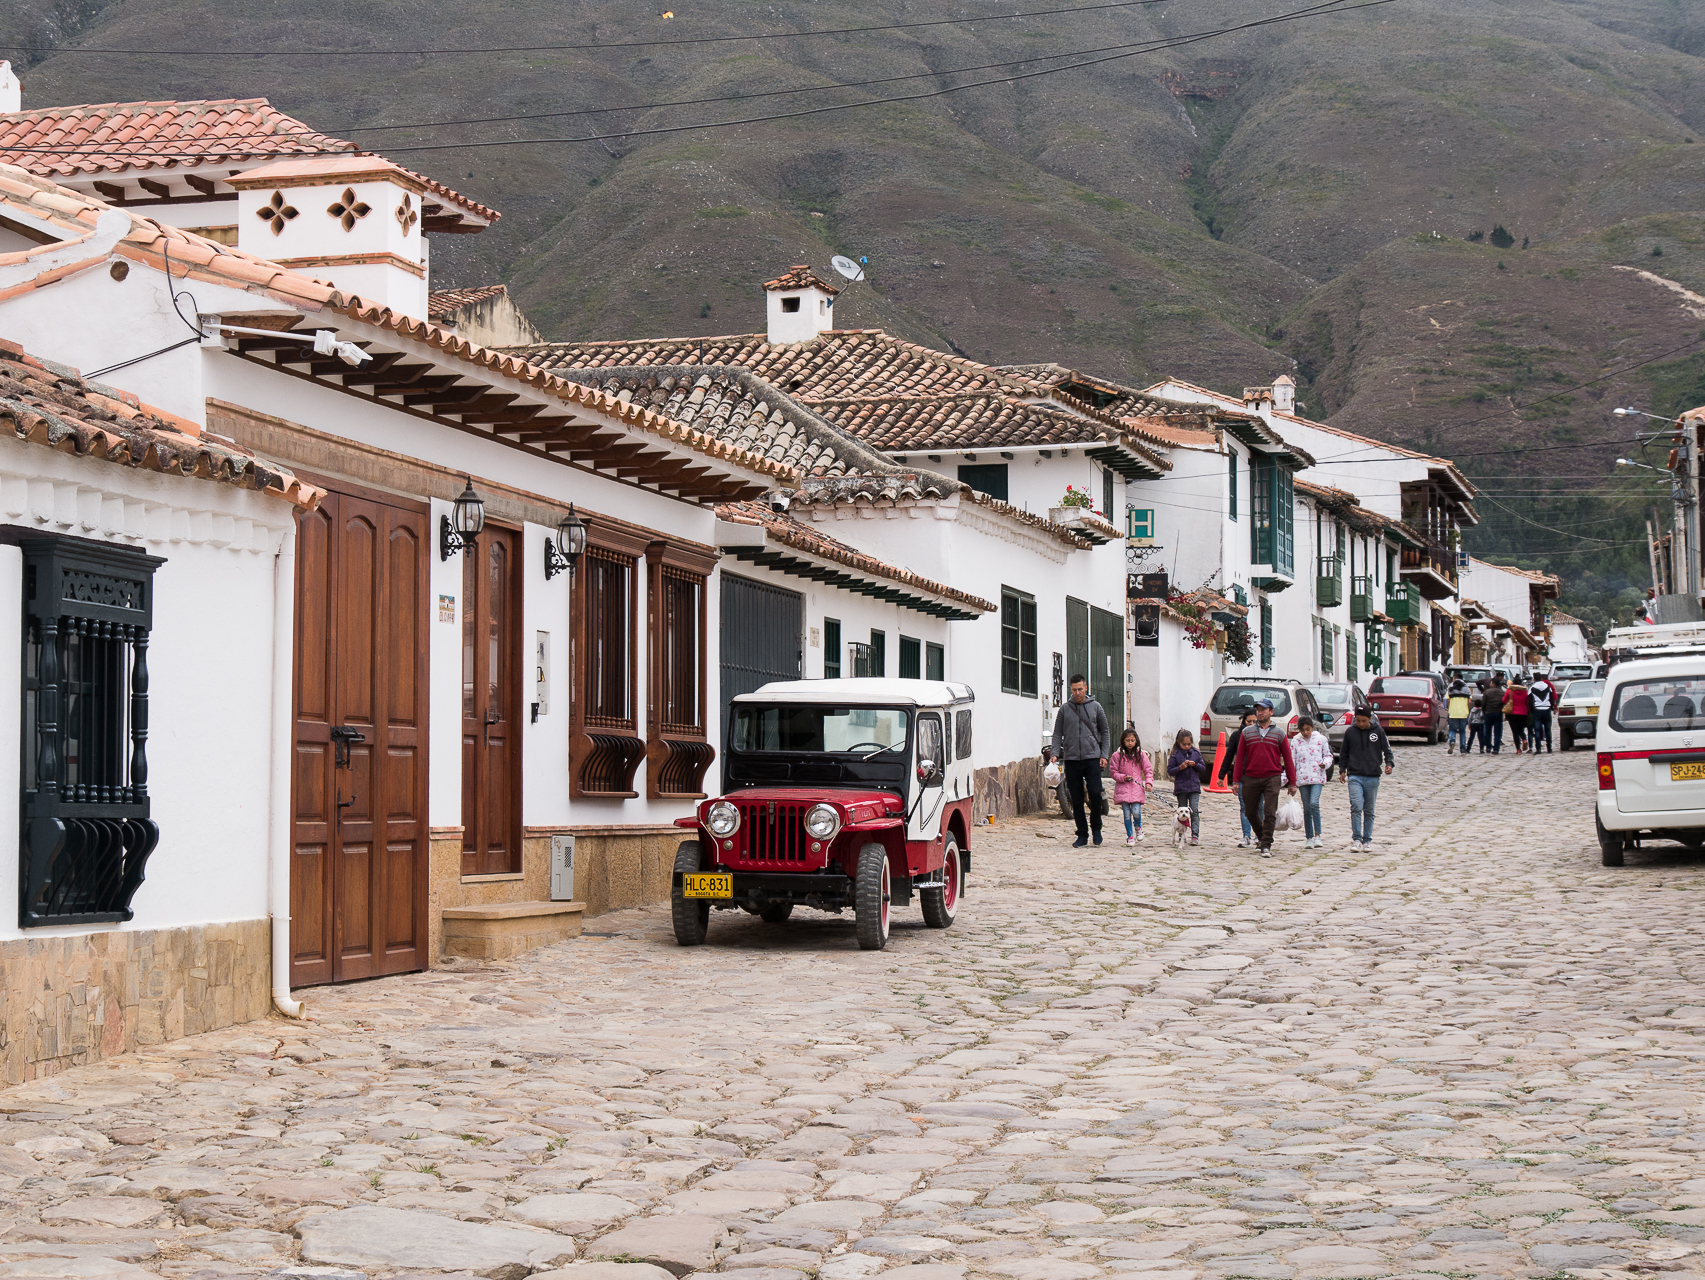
<box><xmin>291</xmin><ymin>490</ymin><xmax>430</xmax><ymax>987</ymax></box>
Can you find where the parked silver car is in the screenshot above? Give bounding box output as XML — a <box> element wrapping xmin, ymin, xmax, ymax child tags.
<box><xmin>1303</xmin><ymin>682</ymin><xmax>1372</xmax><ymax>754</ymax></box>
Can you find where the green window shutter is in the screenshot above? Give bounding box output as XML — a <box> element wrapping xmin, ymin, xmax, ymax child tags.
<box><xmin>823</xmin><ymin>617</ymin><xmax>841</xmax><ymax>679</ymax></box>
<box><xmin>1228</xmin><ymin>451</ymin><xmax>1238</xmax><ymax>521</ymax></box>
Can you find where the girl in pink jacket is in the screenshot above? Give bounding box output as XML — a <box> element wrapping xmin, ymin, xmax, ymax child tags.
<box><xmin>1110</xmin><ymin>729</ymin><xmax>1153</xmax><ymax>846</ymax></box>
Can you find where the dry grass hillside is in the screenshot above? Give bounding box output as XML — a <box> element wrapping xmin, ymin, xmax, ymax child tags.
<box><xmin>9</xmin><ymin>0</ymin><xmax>1705</xmax><ymax>620</ymax></box>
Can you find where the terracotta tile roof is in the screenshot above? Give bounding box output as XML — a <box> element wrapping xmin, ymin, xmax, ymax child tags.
<box><xmin>0</xmin><ymin>338</ymin><xmax>320</xmax><ymax>508</ymax></box>
<box><xmin>0</xmin><ymin>98</ymin><xmax>355</xmax><ymax>177</ymax></box>
<box><xmin>517</xmin><ymin>329</ymin><xmax>1170</xmax><ymax>475</ymax></box>
<box><xmin>0</xmin><ymin>99</ymin><xmax>496</xmax><ymax>227</ymax></box>
<box><xmin>428</xmin><ymin>284</ymin><xmax>510</xmax><ymax>319</ymax></box>
<box><xmin>0</xmin><ymin>165</ymin><xmax>790</xmax><ymax>493</ymax></box>
<box><xmin>557</xmin><ymin>365</ymin><xmax>951</xmax><ymax>498</ymax></box>
<box><xmin>718</xmin><ymin>500</ymin><xmax>994</xmax><ymax>615</ymax></box>
<box><xmin>544</xmin><ymin>363</ymin><xmax>1088</xmax><ymax>545</ymax></box>
<box><xmin>762</xmin><ymin>264</ymin><xmax>841</xmax><ymax>295</ymax></box>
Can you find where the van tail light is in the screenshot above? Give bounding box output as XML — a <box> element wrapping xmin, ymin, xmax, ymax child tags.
<box><xmin>1201</xmin><ymin>712</ymin><xmax>1211</xmax><ymax>738</ymax></box>
<box><xmin>1598</xmin><ymin>753</ymin><xmax>1615</xmax><ymax>790</ymax></box>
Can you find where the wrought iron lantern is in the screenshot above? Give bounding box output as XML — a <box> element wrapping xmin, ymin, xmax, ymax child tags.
<box><xmin>439</xmin><ymin>477</ymin><xmax>486</xmax><ymax>561</ymax></box>
<box><xmin>545</xmin><ymin>505</ymin><xmax>588</xmax><ymax>580</ymax></box>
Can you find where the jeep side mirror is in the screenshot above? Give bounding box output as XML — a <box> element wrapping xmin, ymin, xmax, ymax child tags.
<box><xmin>917</xmin><ymin>759</ymin><xmax>937</xmax><ymax>783</ymax></box>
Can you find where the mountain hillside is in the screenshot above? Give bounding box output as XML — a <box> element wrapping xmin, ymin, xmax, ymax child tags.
<box><xmin>9</xmin><ymin>0</ymin><xmax>1705</xmax><ymax>627</ymax></box>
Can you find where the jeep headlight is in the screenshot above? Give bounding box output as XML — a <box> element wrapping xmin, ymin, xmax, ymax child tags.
<box><xmin>706</xmin><ymin>800</ymin><xmax>740</xmax><ymax>837</ymax></box>
<box><xmin>805</xmin><ymin>803</ymin><xmax>842</xmax><ymax>841</ymax></box>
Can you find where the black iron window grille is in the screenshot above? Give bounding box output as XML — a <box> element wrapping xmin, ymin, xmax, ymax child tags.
<box><xmin>18</xmin><ymin>534</ymin><xmax>163</xmax><ymax>928</ymax></box>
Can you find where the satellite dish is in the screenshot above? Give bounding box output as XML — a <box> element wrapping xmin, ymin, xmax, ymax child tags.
<box><xmin>831</xmin><ymin>255</ymin><xmax>866</xmax><ymax>282</ymax></box>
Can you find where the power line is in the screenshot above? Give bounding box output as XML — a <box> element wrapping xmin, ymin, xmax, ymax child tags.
<box><xmin>3</xmin><ymin>0</ymin><xmax>1397</xmax><ymax>160</ymax></box>
<box><xmin>1305</xmin><ymin>334</ymin><xmax>1705</xmax><ymax>467</ymax></box>
<box><xmin>0</xmin><ymin>0</ymin><xmax>1170</xmax><ymax>57</ymax></box>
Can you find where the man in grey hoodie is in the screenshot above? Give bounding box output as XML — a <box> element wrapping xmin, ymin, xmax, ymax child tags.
<box><xmin>1050</xmin><ymin>674</ymin><xmax>1111</xmax><ymax>847</ymax></box>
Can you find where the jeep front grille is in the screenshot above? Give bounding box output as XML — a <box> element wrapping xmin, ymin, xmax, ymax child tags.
<box><xmin>736</xmin><ymin>801</ymin><xmax>809</xmax><ymax>864</ymax></box>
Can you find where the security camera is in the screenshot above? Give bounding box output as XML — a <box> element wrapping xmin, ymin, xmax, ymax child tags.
<box><xmin>767</xmin><ymin>490</ymin><xmax>792</xmax><ymax>513</ymax></box>
<box><xmin>312</xmin><ymin>329</ymin><xmax>373</xmax><ymax>367</ymax></box>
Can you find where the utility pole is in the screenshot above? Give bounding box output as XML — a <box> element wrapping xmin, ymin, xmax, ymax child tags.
<box><xmin>1649</xmin><ymin>517</ymin><xmax>1661</xmax><ymax>596</ymax></box>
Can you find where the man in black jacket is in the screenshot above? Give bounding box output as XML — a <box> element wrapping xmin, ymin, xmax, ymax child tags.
<box><xmin>1338</xmin><ymin>708</ymin><xmax>1394</xmax><ymax>852</ymax></box>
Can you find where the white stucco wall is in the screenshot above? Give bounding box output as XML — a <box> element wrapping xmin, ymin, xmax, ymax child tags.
<box><xmin>1129</xmin><ymin>619</ymin><xmax>1219</xmax><ymax>757</ymax></box>
<box><xmin>0</xmin><ymin>437</ymin><xmax>296</xmax><ymax>942</ymax></box>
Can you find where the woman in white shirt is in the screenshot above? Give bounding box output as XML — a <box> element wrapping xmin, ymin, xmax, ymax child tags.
<box><xmin>1292</xmin><ymin>716</ymin><xmax>1336</xmax><ymax>849</ymax></box>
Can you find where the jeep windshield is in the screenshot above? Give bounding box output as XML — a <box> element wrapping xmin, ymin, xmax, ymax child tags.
<box><xmin>726</xmin><ymin>705</ymin><xmax>913</xmax><ymax>792</ymax></box>
<box><xmin>733</xmin><ymin>705</ymin><xmax>909</xmax><ymax>753</ymax></box>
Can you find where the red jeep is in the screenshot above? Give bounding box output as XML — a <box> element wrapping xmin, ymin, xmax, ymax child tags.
<box><xmin>671</xmin><ymin>679</ymin><xmax>974</xmax><ymax>950</ymax></box>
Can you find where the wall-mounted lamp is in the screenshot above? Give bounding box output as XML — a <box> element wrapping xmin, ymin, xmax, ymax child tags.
<box><xmin>439</xmin><ymin>477</ymin><xmax>486</xmax><ymax>561</ymax></box>
<box><xmin>545</xmin><ymin>504</ymin><xmax>588</xmax><ymax>580</ymax></box>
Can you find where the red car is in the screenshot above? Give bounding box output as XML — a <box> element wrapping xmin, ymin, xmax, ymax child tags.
<box><xmin>1367</xmin><ymin>675</ymin><xmax>1446</xmax><ymax>743</ymax></box>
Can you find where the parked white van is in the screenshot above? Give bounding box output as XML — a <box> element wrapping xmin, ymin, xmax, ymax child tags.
<box><xmin>1595</xmin><ymin>654</ymin><xmax>1705</xmax><ymax>865</ymax></box>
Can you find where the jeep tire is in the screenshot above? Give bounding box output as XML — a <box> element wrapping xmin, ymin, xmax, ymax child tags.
<box><xmin>854</xmin><ymin>841</ymin><xmax>891</xmax><ymax>951</ymax></box>
<box><xmin>921</xmin><ymin>833</ymin><xmax>962</xmax><ymax>929</ymax></box>
<box><xmin>1595</xmin><ymin>813</ymin><xmax>1626</xmax><ymax>868</ymax></box>
<box><xmin>671</xmin><ymin>840</ymin><xmax>711</xmax><ymax>945</ymax></box>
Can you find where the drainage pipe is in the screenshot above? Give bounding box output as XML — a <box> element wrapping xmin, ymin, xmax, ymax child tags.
<box><xmin>268</xmin><ymin>522</ymin><xmax>304</xmax><ymax>1019</ymax></box>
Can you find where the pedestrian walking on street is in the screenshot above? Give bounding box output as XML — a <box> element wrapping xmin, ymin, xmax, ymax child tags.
<box><xmin>1110</xmin><ymin>728</ymin><xmax>1153</xmax><ymax>847</ymax></box>
<box><xmin>1505</xmin><ymin>678</ymin><xmax>1530</xmax><ymax>754</ymax></box>
<box><xmin>1528</xmin><ymin>673</ymin><xmax>1556</xmax><ymax>753</ymax></box>
<box><xmin>1484</xmin><ymin>676</ymin><xmax>1505</xmax><ymax>753</ymax></box>
<box><xmin>1220</xmin><ymin>710</ymin><xmax>1260</xmax><ymax>847</ymax></box>
<box><xmin>1469</xmin><ymin>683</ymin><xmax>1487</xmax><ymax>753</ymax></box>
<box><xmin>1050</xmin><ymin>674</ymin><xmax>1111</xmax><ymax>848</ymax></box>
<box><xmin>1447</xmin><ymin>678</ymin><xmax>1472</xmax><ymax>755</ymax></box>
<box><xmin>1291</xmin><ymin>715</ymin><xmax>1335</xmax><ymax>849</ymax></box>
<box><xmin>1340</xmin><ymin>707</ymin><xmax>1394</xmax><ymax>850</ymax></box>
<box><xmin>1166</xmin><ymin>729</ymin><xmax>1210</xmax><ymax>846</ymax></box>
<box><xmin>1231</xmin><ymin>699</ymin><xmax>1298</xmax><ymax>858</ymax></box>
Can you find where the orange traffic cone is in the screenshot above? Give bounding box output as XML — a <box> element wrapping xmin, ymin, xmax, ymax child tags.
<box><xmin>1205</xmin><ymin>730</ymin><xmax>1232</xmax><ymax>793</ymax></box>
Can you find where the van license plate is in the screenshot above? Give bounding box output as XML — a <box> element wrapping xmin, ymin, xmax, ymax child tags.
<box><xmin>1671</xmin><ymin>763</ymin><xmax>1705</xmax><ymax>782</ymax></box>
<box><xmin>682</xmin><ymin>873</ymin><xmax>732</xmax><ymax>898</ymax></box>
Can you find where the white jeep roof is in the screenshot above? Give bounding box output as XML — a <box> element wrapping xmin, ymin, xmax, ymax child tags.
<box><xmin>733</xmin><ymin>678</ymin><xmax>975</xmax><ymax>708</ymax></box>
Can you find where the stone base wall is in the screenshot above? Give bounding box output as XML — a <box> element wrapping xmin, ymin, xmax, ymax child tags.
<box><xmin>565</xmin><ymin>827</ymin><xmax>694</xmax><ymax>917</ymax></box>
<box><xmin>975</xmin><ymin>757</ymin><xmax>1051</xmax><ymax>822</ymax></box>
<box><xmin>0</xmin><ymin>919</ymin><xmax>270</xmax><ymax>1085</ymax></box>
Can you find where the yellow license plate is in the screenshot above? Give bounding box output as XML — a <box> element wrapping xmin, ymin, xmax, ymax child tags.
<box><xmin>1670</xmin><ymin>762</ymin><xmax>1705</xmax><ymax>782</ymax></box>
<box><xmin>682</xmin><ymin>873</ymin><xmax>732</xmax><ymax>898</ymax></box>
<box><xmin>1388</xmin><ymin>719</ymin><xmax>1407</xmax><ymax>727</ymax></box>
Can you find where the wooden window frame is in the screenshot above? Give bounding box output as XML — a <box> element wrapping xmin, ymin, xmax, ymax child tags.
<box><xmin>645</xmin><ymin>540</ymin><xmax>718</xmax><ymax>799</ymax></box>
<box><xmin>870</xmin><ymin>628</ymin><xmax>886</xmax><ymax>678</ymax></box>
<box><xmin>1001</xmin><ymin>588</ymin><xmax>1038</xmax><ymax>697</ymax></box>
<box><xmin>570</xmin><ymin>524</ymin><xmax>648</xmax><ymax>798</ymax></box>
<box><xmin>926</xmin><ymin>641</ymin><xmax>945</xmax><ymax>682</ymax></box>
<box><xmin>899</xmin><ymin>634</ymin><xmax>921</xmax><ymax>680</ymax></box>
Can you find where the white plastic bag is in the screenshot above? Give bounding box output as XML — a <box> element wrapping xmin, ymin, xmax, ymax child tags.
<box><xmin>1274</xmin><ymin>794</ymin><xmax>1304</xmax><ymax>832</ymax></box>
<box><xmin>1043</xmin><ymin>761</ymin><xmax>1063</xmax><ymax>788</ymax></box>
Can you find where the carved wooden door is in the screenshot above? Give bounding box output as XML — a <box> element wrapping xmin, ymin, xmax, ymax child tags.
<box><xmin>461</xmin><ymin>525</ymin><xmax>521</xmax><ymax>876</ymax></box>
<box><xmin>291</xmin><ymin>489</ymin><xmax>429</xmax><ymax>987</ymax></box>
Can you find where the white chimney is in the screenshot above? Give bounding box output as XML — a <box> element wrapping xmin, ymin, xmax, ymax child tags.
<box><xmin>229</xmin><ymin>154</ymin><xmax>433</xmax><ymax>317</ymax></box>
<box><xmin>0</xmin><ymin>62</ymin><xmax>20</xmax><ymax>114</ymax></box>
<box><xmin>1271</xmin><ymin>374</ymin><xmax>1295</xmax><ymax>414</ymax></box>
<box><xmin>763</xmin><ymin>264</ymin><xmax>840</xmax><ymax>344</ymax></box>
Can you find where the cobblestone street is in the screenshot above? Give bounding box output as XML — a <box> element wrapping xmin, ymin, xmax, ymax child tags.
<box><xmin>3</xmin><ymin>742</ymin><xmax>1704</xmax><ymax>1280</ymax></box>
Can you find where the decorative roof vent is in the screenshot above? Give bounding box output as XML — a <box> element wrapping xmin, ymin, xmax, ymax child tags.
<box><xmin>1271</xmin><ymin>374</ymin><xmax>1295</xmax><ymax>414</ymax></box>
<box><xmin>762</xmin><ymin>264</ymin><xmax>840</xmax><ymax>345</ymax></box>
<box><xmin>229</xmin><ymin>155</ymin><xmax>441</xmax><ymax>317</ymax></box>
<box><xmin>0</xmin><ymin>62</ymin><xmax>19</xmax><ymax>115</ymax></box>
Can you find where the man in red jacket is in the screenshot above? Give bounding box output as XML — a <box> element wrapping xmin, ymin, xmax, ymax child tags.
<box><xmin>1232</xmin><ymin>699</ymin><xmax>1298</xmax><ymax>858</ymax></box>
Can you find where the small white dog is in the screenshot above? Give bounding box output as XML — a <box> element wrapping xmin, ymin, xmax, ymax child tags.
<box><xmin>1172</xmin><ymin>802</ymin><xmax>1193</xmax><ymax>849</ymax></box>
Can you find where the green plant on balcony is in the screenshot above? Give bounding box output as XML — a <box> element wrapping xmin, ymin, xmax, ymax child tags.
<box><xmin>1058</xmin><ymin>485</ymin><xmax>1093</xmax><ymax>509</ymax></box>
